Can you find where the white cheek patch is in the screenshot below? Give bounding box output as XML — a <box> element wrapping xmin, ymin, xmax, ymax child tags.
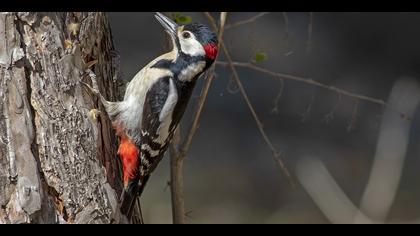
<box><xmin>179</xmin><ymin>37</ymin><xmax>205</xmax><ymax>57</ymax></box>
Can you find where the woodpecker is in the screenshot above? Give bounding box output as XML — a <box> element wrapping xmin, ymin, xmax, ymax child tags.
<box><xmin>90</xmin><ymin>12</ymin><xmax>218</xmax><ymax>218</ymax></box>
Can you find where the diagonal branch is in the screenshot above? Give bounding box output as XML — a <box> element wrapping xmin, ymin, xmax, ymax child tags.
<box><xmin>224</xmin><ymin>12</ymin><xmax>270</xmax><ymax>30</ymax></box>
<box><xmin>207</xmin><ymin>12</ymin><xmax>296</xmax><ymax>186</ymax></box>
<box><xmin>179</xmin><ymin>75</ymin><xmax>215</xmax><ymax>157</ymax></box>
<box><xmin>204</xmin><ymin>12</ymin><xmax>295</xmax><ymax>186</ymax></box>
<box><xmin>216</xmin><ymin>61</ymin><xmax>411</xmax><ymax>120</ymax></box>
<box><xmin>179</xmin><ymin>12</ymin><xmax>227</xmax><ymax>156</ymax></box>
<box><xmin>169</xmin><ymin>12</ymin><xmax>227</xmax><ymax>224</ymax></box>
<box><xmin>219</xmin><ymin>42</ymin><xmax>294</xmax><ymax>187</ymax></box>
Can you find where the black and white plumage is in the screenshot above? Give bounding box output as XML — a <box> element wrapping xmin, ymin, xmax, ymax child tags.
<box><xmin>97</xmin><ymin>13</ymin><xmax>218</xmax><ymax>217</ymax></box>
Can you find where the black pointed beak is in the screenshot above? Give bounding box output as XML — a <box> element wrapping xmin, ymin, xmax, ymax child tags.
<box><xmin>155</xmin><ymin>12</ymin><xmax>178</xmax><ymax>38</ymax></box>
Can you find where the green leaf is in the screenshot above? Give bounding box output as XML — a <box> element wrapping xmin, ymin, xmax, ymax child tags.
<box><xmin>254</xmin><ymin>52</ymin><xmax>268</xmax><ymax>62</ymax></box>
<box><xmin>178</xmin><ymin>15</ymin><xmax>192</xmax><ymax>24</ymax></box>
<box><xmin>173</xmin><ymin>12</ymin><xmax>192</xmax><ymax>24</ymax></box>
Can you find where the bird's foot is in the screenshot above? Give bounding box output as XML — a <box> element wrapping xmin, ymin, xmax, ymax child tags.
<box><xmin>80</xmin><ymin>68</ymin><xmax>100</xmax><ymax>95</ymax></box>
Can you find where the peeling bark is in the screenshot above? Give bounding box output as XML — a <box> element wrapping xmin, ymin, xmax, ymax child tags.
<box><xmin>0</xmin><ymin>12</ymin><xmax>123</xmax><ymax>224</ymax></box>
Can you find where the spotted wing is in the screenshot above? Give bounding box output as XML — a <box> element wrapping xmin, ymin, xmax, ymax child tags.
<box><xmin>139</xmin><ymin>76</ymin><xmax>177</xmax><ymax>175</ymax></box>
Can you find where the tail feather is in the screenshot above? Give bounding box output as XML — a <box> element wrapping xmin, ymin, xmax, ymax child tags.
<box><xmin>82</xmin><ymin>76</ymin><xmax>148</xmax><ymax>221</ymax></box>
<box><xmin>120</xmin><ymin>174</ymin><xmax>151</xmax><ymax>219</ymax></box>
<box><xmin>120</xmin><ymin>178</ymin><xmax>140</xmax><ymax>218</ymax></box>
<box><xmin>118</xmin><ymin>136</ymin><xmax>140</xmax><ymax>219</ymax></box>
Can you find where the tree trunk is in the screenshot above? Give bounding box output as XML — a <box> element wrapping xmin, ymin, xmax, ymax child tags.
<box><xmin>0</xmin><ymin>12</ymin><xmax>124</xmax><ymax>223</ymax></box>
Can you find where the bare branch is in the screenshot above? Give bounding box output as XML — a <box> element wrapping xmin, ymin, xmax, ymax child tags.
<box><xmin>204</xmin><ymin>12</ymin><xmax>295</xmax><ymax>186</ymax></box>
<box><xmin>203</xmin><ymin>12</ymin><xmax>218</xmax><ymax>32</ymax></box>
<box><xmin>216</xmin><ymin>61</ymin><xmax>411</xmax><ymax>120</ymax></box>
<box><xmin>169</xmin><ymin>12</ymin><xmax>228</xmax><ymax>224</ymax></box>
<box><xmin>169</xmin><ymin>128</ymin><xmax>184</xmax><ymax>224</ymax></box>
<box><xmin>180</xmin><ymin>75</ymin><xmax>215</xmax><ymax>156</ymax></box>
<box><xmin>225</xmin><ymin>12</ymin><xmax>269</xmax><ymax>30</ymax></box>
<box><xmin>219</xmin><ymin>38</ymin><xmax>294</xmax><ymax>187</ymax></box>
<box><xmin>271</xmin><ymin>78</ymin><xmax>284</xmax><ymax>114</ymax></box>
<box><xmin>180</xmin><ymin>12</ymin><xmax>227</xmax><ymax>158</ymax></box>
<box><xmin>301</xmin><ymin>87</ymin><xmax>316</xmax><ymax>123</ymax></box>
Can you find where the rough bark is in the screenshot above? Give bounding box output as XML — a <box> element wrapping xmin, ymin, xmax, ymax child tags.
<box><xmin>0</xmin><ymin>12</ymin><xmax>124</xmax><ymax>224</ymax></box>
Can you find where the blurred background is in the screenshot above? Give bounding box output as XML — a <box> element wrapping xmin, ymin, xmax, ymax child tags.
<box><xmin>107</xmin><ymin>12</ymin><xmax>420</xmax><ymax>223</ymax></box>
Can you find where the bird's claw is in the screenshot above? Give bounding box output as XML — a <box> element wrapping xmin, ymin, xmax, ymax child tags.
<box><xmin>80</xmin><ymin>80</ymin><xmax>100</xmax><ymax>95</ymax></box>
<box><xmin>80</xmin><ymin>68</ymin><xmax>101</xmax><ymax>95</ymax></box>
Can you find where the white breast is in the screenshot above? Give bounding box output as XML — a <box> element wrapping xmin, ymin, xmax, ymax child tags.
<box><xmin>117</xmin><ymin>53</ymin><xmax>175</xmax><ymax>143</ymax></box>
<box><xmin>178</xmin><ymin>61</ymin><xmax>206</xmax><ymax>82</ymax></box>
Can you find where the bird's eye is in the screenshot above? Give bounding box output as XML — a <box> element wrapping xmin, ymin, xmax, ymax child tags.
<box><xmin>182</xmin><ymin>32</ymin><xmax>191</xmax><ymax>39</ymax></box>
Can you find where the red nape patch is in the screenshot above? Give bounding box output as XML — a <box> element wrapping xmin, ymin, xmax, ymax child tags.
<box><xmin>203</xmin><ymin>43</ymin><xmax>218</xmax><ymax>60</ymax></box>
<box><xmin>118</xmin><ymin>136</ymin><xmax>139</xmax><ymax>186</ymax></box>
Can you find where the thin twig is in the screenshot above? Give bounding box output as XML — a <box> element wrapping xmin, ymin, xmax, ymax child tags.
<box><xmin>301</xmin><ymin>86</ymin><xmax>316</xmax><ymax>123</ymax></box>
<box><xmin>219</xmin><ymin>39</ymin><xmax>295</xmax><ymax>187</ymax></box>
<box><xmin>271</xmin><ymin>78</ymin><xmax>284</xmax><ymax>114</ymax></box>
<box><xmin>204</xmin><ymin>12</ymin><xmax>219</xmax><ymax>32</ymax></box>
<box><xmin>169</xmin><ymin>12</ymin><xmax>227</xmax><ymax>224</ymax></box>
<box><xmin>180</xmin><ymin>74</ymin><xmax>215</xmax><ymax>156</ymax></box>
<box><xmin>209</xmin><ymin>12</ymin><xmax>295</xmax><ymax>186</ymax></box>
<box><xmin>225</xmin><ymin>12</ymin><xmax>269</xmax><ymax>30</ymax></box>
<box><xmin>180</xmin><ymin>12</ymin><xmax>226</xmax><ymax>154</ymax></box>
<box><xmin>216</xmin><ymin>61</ymin><xmax>411</xmax><ymax>120</ymax></box>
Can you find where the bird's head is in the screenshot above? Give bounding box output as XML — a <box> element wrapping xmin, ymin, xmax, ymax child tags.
<box><xmin>155</xmin><ymin>12</ymin><xmax>218</xmax><ymax>66</ymax></box>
